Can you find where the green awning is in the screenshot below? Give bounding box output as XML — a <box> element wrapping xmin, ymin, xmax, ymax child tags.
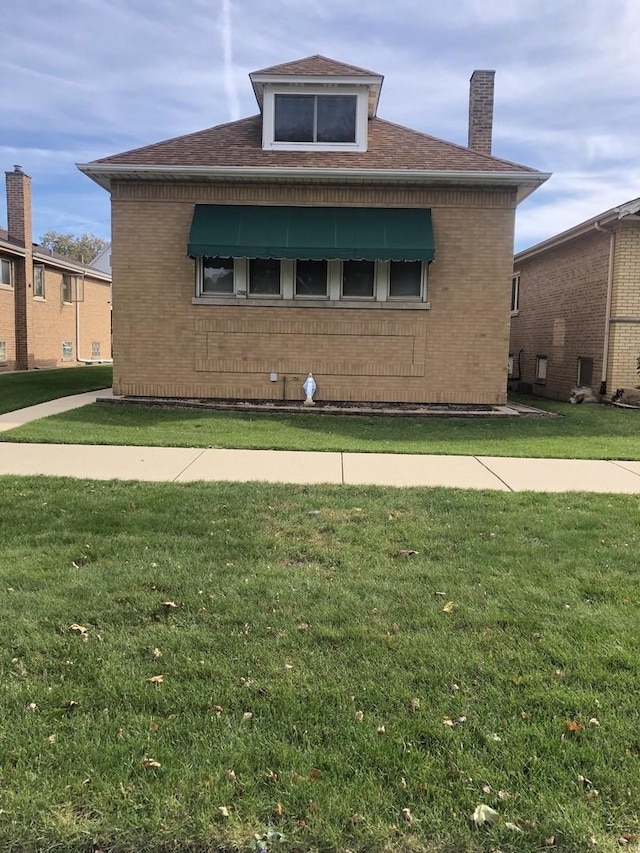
<box><xmin>188</xmin><ymin>204</ymin><xmax>435</xmax><ymax>262</ymax></box>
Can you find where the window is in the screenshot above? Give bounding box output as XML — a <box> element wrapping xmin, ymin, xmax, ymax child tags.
<box><xmin>202</xmin><ymin>257</ymin><xmax>234</xmax><ymax>294</ymax></box>
<box><xmin>33</xmin><ymin>264</ymin><xmax>45</xmax><ymax>298</ymax></box>
<box><xmin>535</xmin><ymin>355</ymin><xmax>547</xmax><ymax>382</ymax></box>
<box><xmin>91</xmin><ymin>341</ymin><xmax>101</xmax><ymax>359</ymax></box>
<box><xmin>1</xmin><ymin>258</ymin><xmax>12</xmax><ymax>287</ymax></box>
<box><xmin>62</xmin><ymin>341</ymin><xmax>73</xmax><ymax>361</ymax></box>
<box><xmin>61</xmin><ymin>274</ymin><xmax>84</xmax><ymax>303</ymax></box>
<box><xmin>274</xmin><ymin>94</ymin><xmax>356</xmax><ymax>144</ymax></box>
<box><xmin>249</xmin><ymin>258</ymin><xmax>281</xmax><ymax>296</ymax></box>
<box><xmin>577</xmin><ymin>357</ymin><xmax>593</xmax><ymax>387</ymax></box>
<box><xmin>0</xmin><ymin>341</ymin><xmax>6</xmax><ymax>362</ymax></box>
<box><xmin>511</xmin><ymin>274</ymin><xmax>520</xmax><ymax>313</ymax></box>
<box><xmin>389</xmin><ymin>261</ymin><xmax>422</xmax><ymax>299</ymax></box>
<box><xmin>342</xmin><ymin>260</ymin><xmax>375</xmax><ymax>298</ymax></box>
<box><xmin>62</xmin><ymin>275</ymin><xmax>72</xmax><ymax>303</ymax></box>
<box><xmin>295</xmin><ymin>260</ymin><xmax>328</xmax><ymax>297</ymax></box>
<box><xmin>508</xmin><ymin>354</ymin><xmax>514</xmax><ymax>376</ymax></box>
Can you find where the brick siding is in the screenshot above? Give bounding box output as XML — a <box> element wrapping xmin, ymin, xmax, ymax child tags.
<box><xmin>111</xmin><ymin>181</ymin><xmax>517</xmax><ymax>404</ymax></box>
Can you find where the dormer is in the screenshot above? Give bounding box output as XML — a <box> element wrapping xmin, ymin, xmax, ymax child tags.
<box><xmin>249</xmin><ymin>55</ymin><xmax>383</xmax><ymax>153</ymax></box>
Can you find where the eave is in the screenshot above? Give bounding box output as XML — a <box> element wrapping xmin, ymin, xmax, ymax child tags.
<box><xmin>77</xmin><ymin>163</ymin><xmax>550</xmax><ymax>204</ymax></box>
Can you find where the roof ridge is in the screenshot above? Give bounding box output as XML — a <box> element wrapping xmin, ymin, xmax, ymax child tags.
<box><xmin>251</xmin><ymin>54</ymin><xmax>381</xmax><ymax>77</ymax></box>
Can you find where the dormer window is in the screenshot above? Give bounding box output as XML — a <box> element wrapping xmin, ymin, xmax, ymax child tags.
<box><xmin>261</xmin><ymin>85</ymin><xmax>369</xmax><ymax>152</ymax></box>
<box><xmin>274</xmin><ymin>94</ymin><xmax>357</xmax><ymax>143</ymax></box>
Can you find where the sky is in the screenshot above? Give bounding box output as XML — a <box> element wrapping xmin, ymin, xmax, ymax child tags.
<box><xmin>2</xmin><ymin>0</ymin><xmax>639</xmax><ymax>253</ymax></box>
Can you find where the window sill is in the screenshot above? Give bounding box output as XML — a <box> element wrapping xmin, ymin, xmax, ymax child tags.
<box><xmin>33</xmin><ymin>296</ymin><xmax>46</xmax><ymax>302</ymax></box>
<box><xmin>193</xmin><ymin>297</ymin><xmax>430</xmax><ymax>310</ymax></box>
<box><xmin>0</xmin><ymin>283</ymin><xmax>14</xmax><ymax>292</ymax></box>
<box><xmin>510</xmin><ymin>309</ymin><xmax>519</xmax><ymax>317</ymax></box>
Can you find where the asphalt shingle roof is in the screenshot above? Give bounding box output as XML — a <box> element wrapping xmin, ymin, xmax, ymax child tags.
<box><xmin>94</xmin><ymin>115</ymin><xmax>538</xmax><ymax>174</ymax></box>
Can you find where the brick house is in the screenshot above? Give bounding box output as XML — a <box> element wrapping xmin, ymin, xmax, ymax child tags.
<box><xmin>509</xmin><ymin>198</ymin><xmax>640</xmax><ymax>400</ymax></box>
<box><xmin>0</xmin><ymin>166</ymin><xmax>112</xmax><ymax>372</ymax></box>
<box><xmin>78</xmin><ymin>56</ymin><xmax>548</xmax><ymax>405</ymax></box>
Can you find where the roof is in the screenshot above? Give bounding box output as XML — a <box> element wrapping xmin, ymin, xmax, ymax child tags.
<box><xmin>92</xmin><ymin>114</ymin><xmax>539</xmax><ymax>174</ymax></box>
<box><xmin>515</xmin><ymin>197</ymin><xmax>640</xmax><ymax>263</ymax></box>
<box><xmin>250</xmin><ymin>54</ymin><xmax>381</xmax><ymax>77</ymax></box>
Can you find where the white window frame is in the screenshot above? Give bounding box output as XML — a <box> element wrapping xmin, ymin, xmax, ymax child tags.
<box><xmin>508</xmin><ymin>354</ymin><xmax>514</xmax><ymax>377</ymax></box>
<box><xmin>535</xmin><ymin>355</ymin><xmax>547</xmax><ymax>383</ymax></box>
<box><xmin>193</xmin><ymin>258</ymin><xmax>431</xmax><ymax>309</ymax></box>
<box><xmin>0</xmin><ymin>258</ymin><xmax>13</xmax><ymax>288</ymax></box>
<box><xmin>62</xmin><ymin>341</ymin><xmax>73</xmax><ymax>361</ymax></box>
<box><xmin>386</xmin><ymin>260</ymin><xmax>428</xmax><ymax>302</ymax></box>
<box><xmin>0</xmin><ymin>341</ymin><xmax>6</xmax><ymax>362</ymax></box>
<box><xmin>262</xmin><ymin>85</ymin><xmax>369</xmax><ymax>152</ymax></box>
<box><xmin>511</xmin><ymin>273</ymin><xmax>520</xmax><ymax>314</ymax></box>
<box><xmin>33</xmin><ymin>264</ymin><xmax>45</xmax><ymax>299</ymax></box>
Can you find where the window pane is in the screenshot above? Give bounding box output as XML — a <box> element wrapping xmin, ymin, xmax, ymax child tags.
<box><xmin>1</xmin><ymin>259</ymin><xmax>11</xmax><ymax>286</ymax></box>
<box><xmin>274</xmin><ymin>95</ymin><xmax>314</xmax><ymax>142</ymax></box>
<box><xmin>62</xmin><ymin>275</ymin><xmax>72</xmax><ymax>302</ymax></box>
<box><xmin>342</xmin><ymin>260</ymin><xmax>375</xmax><ymax>297</ymax></box>
<box><xmin>249</xmin><ymin>258</ymin><xmax>281</xmax><ymax>295</ymax></box>
<box><xmin>389</xmin><ymin>261</ymin><xmax>422</xmax><ymax>297</ymax></box>
<box><xmin>295</xmin><ymin>260</ymin><xmax>328</xmax><ymax>296</ymax></box>
<box><xmin>34</xmin><ymin>265</ymin><xmax>45</xmax><ymax>297</ymax></box>
<box><xmin>577</xmin><ymin>357</ymin><xmax>593</xmax><ymax>387</ymax></box>
<box><xmin>317</xmin><ymin>95</ymin><xmax>357</xmax><ymax>143</ymax></box>
<box><xmin>511</xmin><ymin>275</ymin><xmax>520</xmax><ymax>311</ymax></box>
<box><xmin>202</xmin><ymin>257</ymin><xmax>234</xmax><ymax>294</ymax></box>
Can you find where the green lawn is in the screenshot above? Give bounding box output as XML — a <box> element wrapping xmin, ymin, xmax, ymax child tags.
<box><xmin>0</xmin><ymin>365</ymin><xmax>112</xmax><ymax>415</ymax></box>
<box><xmin>0</xmin><ymin>478</ymin><xmax>639</xmax><ymax>852</ymax></box>
<box><xmin>3</xmin><ymin>394</ymin><xmax>640</xmax><ymax>459</ymax></box>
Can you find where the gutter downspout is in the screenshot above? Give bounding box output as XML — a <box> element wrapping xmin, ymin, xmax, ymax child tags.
<box><xmin>75</xmin><ymin>291</ymin><xmax>113</xmax><ymax>365</ymax></box>
<box><xmin>595</xmin><ymin>222</ymin><xmax>615</xmax><ymax>396</ymax></box>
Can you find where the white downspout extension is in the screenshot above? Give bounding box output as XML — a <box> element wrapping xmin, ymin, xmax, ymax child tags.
<box><xmin>594</xmin><ymin>222</ymin><xmax>615</xmax><ymax>394</ymax></box>
<box><xmin>75</xmin><ymin>292</ymin><xmax>113</xmax><ymax>365</ymax></box>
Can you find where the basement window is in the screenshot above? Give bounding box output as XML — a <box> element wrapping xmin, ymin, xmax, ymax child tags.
<box><xmin>91</xmin><ymin>341</ymin><xmax>101</xmax><ymax>359</ymax></box>
<box><xmin>535</xmin><ymin>355</ymin><xmax>547</xmax><ymax>383</ymax></box>
<box><xmin>0</xmin><ymin>341</ymin><xmax>6</xmax><ymax>362</ymax></box>
<box><xmin>577</xmin><ymin>357</ymin><xmax>593</xmax><ymax>387</ymax></box>
<box><xmin>62</xmin><ymin>341</ymin><xmax>73</xmax><ymax>361</ymax></box>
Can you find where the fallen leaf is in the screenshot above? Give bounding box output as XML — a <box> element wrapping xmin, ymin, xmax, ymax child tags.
<box><xmin>210</xmin><ymin>704</ymin><xmax>223</xmax><ymax>716</ymax></box>
<box><xmin>588</xmin><ymin>717</ymin><xmax>600</xmax><ymax>727</ymax></box>
<box><xmin>578</xmin><ymin>774</ymin><xmax>593</xmax><ymax>788</ymax></box>
<box><xmin>544</xmin><ymin>837</ymin><xmax>556</xmax><ymax>846</ymax></box>
<box><xmin>82</xmin><ymin>777</ymin><xmax>91</xmax><ymax>786</ymax></box>
<box><xmin>482</xmin><ymin>784</ymin><xmax>491</xmax><ymax>794</ymax></box>
<box><xmin>242</xmin><ymin>711</ymin><xmax>253</xmax><ymax>721</ymax></box>
<box><xmin>152</xmin><ymin>648</ymin><xmax>163</xmax><ymax>659</ymax></box>
<box><xmin>162</xmin><ymin>601</ymin><xmax>179</xmax><ymax>610</ymax></box>
<box><xmin>399</xmin><ymin>777</ymin><xmax>407</xmax><ymax>789</ymax></box>
<box><xmin>147</xmin><ymin>675</ymin><xmax>164</xmax><ymax>684</ymax></box>
<box><xmin>472</xmin><ymin>803</ymin><xmax>499</xmax><ymax>827</ymax></box>
<box><xmin>396</xmin><ymin>549</ymin><xmax>419</xmax><ymax>558</ymax></box>
<box><xmin>265</xmin><ymin>770</ymin><xmax>278</xmax><ymax>782</ymax></box>
<box><xmin>227</xmin><ymin>769</ymin><xmax>237</xmax><ymax>782</ymax></box>
<box><xmin>409</xmin><ymin>697</ymin><xmax>421</xmax><ymax>711</ymax></box>
<box><xmin>273</xmin><ymin>802</ymin><xmax>285</xmax><ymax>819</ymax></box>
<box><xmin>309</xmin><ymin>769</ymin><xmax>322</xmax><ymax>779</ymax></box>
<box><xmin>443</xmin><ymin>717</ymin><xmax>455</xmax><ymax>727</ymax></box>
<box><xmin>376</xmin><ymin>725</ymin><xmax>386</xmax><ymax>735</ymax></box>
<box><xmin>349</xmin><ymin>812</ymin><xmax>364</xmax><ymax>825</ymax></box>
<box><xmin>142</xmin><ymin>757</ymin><xmax>161</xmax><ymax>769</ymax></box>
<box><xmin>69</xmin><ymin>623</ymin><xmax>89</xmax><ymax>639</ymax></box>
<box><xmin>566</xmin><ymin>720</ymin><xmax>583</xmax><ymax>732</ymax></box>
<box><xmin>47</xmin><ymin>733</ymin><xmax>57</xmax><ymax>743</ymax></box>
<box><xmin>498</xmin><ymin>790</ymin><xmax>510</xmax><ymax>800</ymax></box>
<box><xmin>505</xmin><ymin>822</ymin><xmax>523</xmax><ymax>832</ymax></box>
<box><xmin>354</xmin><ymin>710</ymin><xmax>364</xmax><ymax>722</ymax></box>
<box><xmin>442</xmin><ymin>601</ymin><xmax>455</xmax><ymax>614</ymax></box>
<box><xmin>297</xmin><ymin>622</ymin><xmax>309</xmax><ymax>631</ymax></box>
<box><xmin>218</xmin><ymin>805</ymin><xmax>230</xmax><ymax>819</ymax></box>
<box><xmin>401</xmin><ymin>807</ymin><xmax>413</xmax><ymax>824</ymax></box>
<box><xmin>488</xmin><ymin>732</ymin><xmax>501</xmax><ymax>741</ymax></box>
<box><xmin>26</xmin><ymin>702</ymin><xmax>38</xmax><ymax>713</ymax></box>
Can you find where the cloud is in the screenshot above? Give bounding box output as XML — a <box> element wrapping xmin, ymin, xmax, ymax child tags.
<box><xmin>1</xmin><ymin>0</ymin><xmax>639</xmax><ymax>249</ymax></box>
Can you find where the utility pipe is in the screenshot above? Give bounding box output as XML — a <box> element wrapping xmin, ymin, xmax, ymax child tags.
<box><xmin>594</xmin><ymin>222</ymin><xmax>615</xmax><ymax>395</ymax></box>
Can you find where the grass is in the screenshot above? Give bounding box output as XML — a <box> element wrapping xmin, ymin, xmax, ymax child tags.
<box><xmin>1</xmin><ymin>477</ymin><xmax>639</xmax><ymax>852</ymax></box>
<box><xmin>3</xmin><ymin>394</ymin><xmax>640</xmax><ymax>459</ymax></box>
<box><xmin>0</xmin><ymin>365</ymin><xmax>112</xmax><ymax>415</ymax></box>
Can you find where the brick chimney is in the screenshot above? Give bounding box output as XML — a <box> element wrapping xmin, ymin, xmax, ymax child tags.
<box><xmin>468</xmin><ymin>70</ymin><xmax>495</xmax><ymax>156</ymax></box>
<box><xmin>5</xmin><ymin>165</ymin><xmax>33</xmax><ymax>369</ymax></box>
<box><xmin>6</xmin><ymin>164</ymin><xmax>32</xmax><ymax>248</ymax></box>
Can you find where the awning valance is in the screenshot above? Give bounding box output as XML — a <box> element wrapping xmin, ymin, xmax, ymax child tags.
<box><xmin>188</xmin><ymin>204</ymin><xmax>435</xmax><ymax>262</ymax></box>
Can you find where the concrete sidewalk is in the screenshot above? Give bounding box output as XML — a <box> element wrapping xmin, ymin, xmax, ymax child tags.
<box><xmin>1</xmin><ymin>390</ymin><xmax>639</xmax><ymax>492</ymax></box>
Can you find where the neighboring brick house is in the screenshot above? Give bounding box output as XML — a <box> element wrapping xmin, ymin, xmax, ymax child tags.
<box><xmin>78</xmin><ymin>56</ymin><xmax>548</xmax><ymax>405</ymax></box>
<box><xmin>0</xmin><ymin>166</ymin><xmax>112</xmax><ymax>372</ymax></box>
<box><xmin>509</xmin><ymin>198</ymin><xmax>640</xmax><ymax>401</ymax></box>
